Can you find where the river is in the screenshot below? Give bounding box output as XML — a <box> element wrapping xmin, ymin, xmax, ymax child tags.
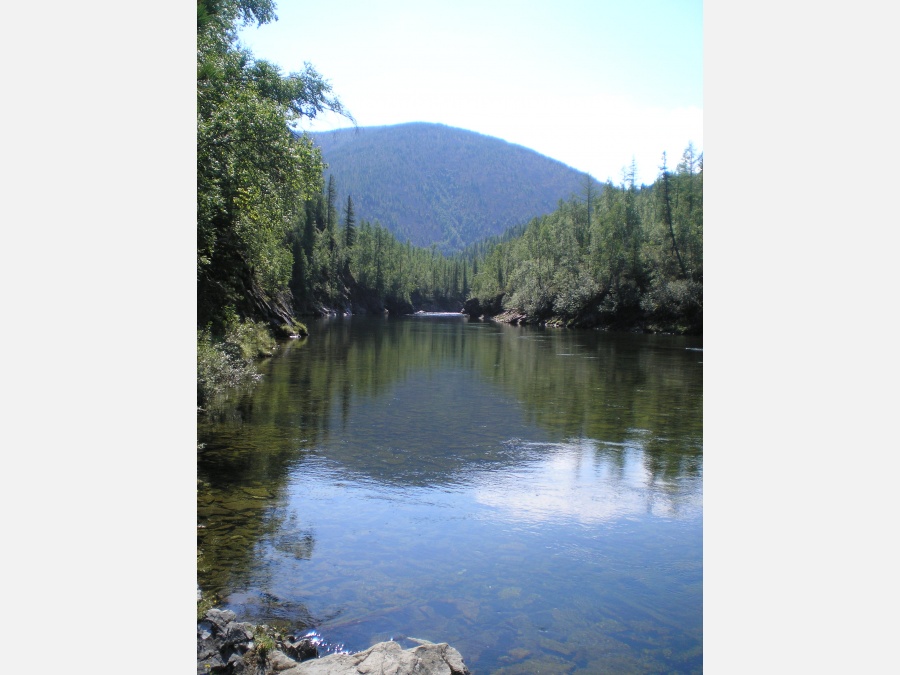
<box><xmin>197</xmin><ymin>314</ymin><xmax>703</xmax><ymax>673</ymax></box>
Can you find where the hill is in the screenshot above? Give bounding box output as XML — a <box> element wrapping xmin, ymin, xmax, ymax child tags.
<box><xmin>308</xmin><ymin>122</ymin><xmax>599</xmax><ymax>254</ymax></box>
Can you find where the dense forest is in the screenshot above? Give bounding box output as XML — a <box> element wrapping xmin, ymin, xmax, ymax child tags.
<box><xmin>286</xmin><ymin>150</ymin><xmax>702</xmax><ymax>336</ymax></box>
<box><xmin>310</xmin><ymin>123</ymin><xmax>598</xmax><ymax>253</ymax></box>
<box><xmin>467</xmin><ymin>151</ymin><xmax>703</xmax><ymax>333</ymax></box>
<box><xmin>196</xmin><ymin>0</ymin><xmax>702</xmax><ymax>408</ymax></box>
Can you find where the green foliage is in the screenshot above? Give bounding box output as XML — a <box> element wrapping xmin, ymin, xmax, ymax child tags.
<box><xmin>227</xmin><ymin>317</ymin><xmax>277</xmax><ymax>360</ymax></box>
<box><xmin>253</xmin><ymin>625</ymin><xmax>276</xmax><ymax>660</ymax></box>
<box><xmin>287</xmin><ymin>173</ymin><xmax>479</xmax><ymax>312</ymax></box>
<box><xmin>343</xmin><ymin>194</ymin><xmax>356</xmax><ymax>250</ymax></box>
<box><xmin>197</xmin><ymin>329</ymin><xmax>260</xmax><ymax>408</ymax></box>
<box><xmin>640</xmin><ymin>279</ymin><xmax>703</xmax><ymax>331</ymax></box>
<box><xmin>468</xmin><ymin>147</ymin><xmax>702</xmax><ymax>332</ymax></box>
<box><xmin>196</xmin><ymin>590</ymin><xmax>219</xmax><ymax>621</ymax></box>
<box><xmin>197</xmin><ymin>0</ymin><xmax>350</xmax><ymax>329</ymax></box>
<box><xmin>197</xmin><ymin>316</ymin><xmax>276</xmax><ymax>408</ymax></box>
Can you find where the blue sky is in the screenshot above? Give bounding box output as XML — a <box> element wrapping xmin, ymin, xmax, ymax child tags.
<box><xmin>238</xmin><ymin>0</ymin><xmax>703</xmax><ymax>186</ymax></box>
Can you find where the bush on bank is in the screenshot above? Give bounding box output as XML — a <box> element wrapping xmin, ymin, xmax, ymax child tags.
<box><xmin>197</xmin><ymin>314</ymin><xmax>277</xmax><ymax>410</ymax></box>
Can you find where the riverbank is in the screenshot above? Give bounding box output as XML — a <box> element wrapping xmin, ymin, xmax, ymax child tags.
<box><xmin>197</xmin><ymin>608</ymin><xmax>470</xmax><ymax>675</ymax></box>
<box><xmin>463</xmin><ymin>293</ymin><xmax>702</xmax><ymax>335</ymax></box>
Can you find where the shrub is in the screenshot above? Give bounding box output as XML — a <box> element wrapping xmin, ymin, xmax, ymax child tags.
<box><xmin>253</xmin><ymin>625</ymin><xmax>277</xmax><ymax>662</ymax></box>
<box><xmin>640</xmin><ymin>279</ymin><xmax>703</xmax><ymax>320</ymax></box>
<box><xmin>197</xmin><ymin>317</ymin><xmax>276</xmax><ymax>409</ymax></box>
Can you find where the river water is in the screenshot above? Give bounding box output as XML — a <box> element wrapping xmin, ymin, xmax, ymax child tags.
<box><xmin>197</xmin><ymin>314</ymin><xmax>703</xmax><ymax>673</ymax></box>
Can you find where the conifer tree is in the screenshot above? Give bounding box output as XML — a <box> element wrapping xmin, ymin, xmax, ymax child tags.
<box><xmin>658</xmin><ymin>152</ymin><xmax>687</xmax><ymax>279</ymax></box>
<box><xmin>344</xmin><ymin>195</ymin><xmax>356</xmax><ymax>249</ymax></box>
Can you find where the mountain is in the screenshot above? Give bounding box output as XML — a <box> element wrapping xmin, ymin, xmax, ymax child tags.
<box><xmin>308</xmin><ymin>122</ymin><xmax>599</xmax><ymax>254</ymax></box>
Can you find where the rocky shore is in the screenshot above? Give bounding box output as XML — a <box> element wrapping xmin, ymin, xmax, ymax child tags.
<box><xmin>462</xmin><ymin>294</ymin><xmax>702</xmax><ymax>334</ymax></box>
<box><xmin>198</xmin><ymin>608</ymin><xmax>470</xmax><ymax>675</ymax></box>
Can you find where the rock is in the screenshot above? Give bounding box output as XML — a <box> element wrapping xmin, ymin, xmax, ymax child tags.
<box><xmin>267</xmin><ymin>650</ymin><xmax>304</xmax><ymax>672</ymax></box>
<box><xmin>281</xmin><ymin>640</ymin><xmax>471</xmax><ymax>675</ymax></box>
<box><xmin>197</xmin><ymin>609</ymin><xmax>469</xmax><ymax>675</ymax></box>
<box><xmin>198</xmin><ymin>649</ymin><xmax>226</xmax><ymax>674</ymax></box>
<box><xmin>282</xmin><ymin>638</ymin><xmax>318</xmax><ymax>662</ymax></box>
<box><xmin>205</xmin><ymin>609</ymin><xmax>237</xmax><ymax>635</ymax></box>
<box><xmin>223</xmin><ymin>622</ymin><xmax>254</xmax><ymax>649</ymax></box>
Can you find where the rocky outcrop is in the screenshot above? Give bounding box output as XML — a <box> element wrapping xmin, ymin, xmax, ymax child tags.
<box><xmin>284</xmin><ymin>640</ymin><xmax>470</xmax><ymax>675</ymax></box>
<box><xmin>462</xmin><ymin>293</ymin><xmax>504</xmax><ymax>319</ymax></box>
<box><xmin>197</xmin><ymin>609</ymin><xmax>470</xmax><ymax>675</ymax></box>
<box><xmin>197</xmin><ymin>608</ymin><xmax>318</xmax><ymax>675</ymax></box>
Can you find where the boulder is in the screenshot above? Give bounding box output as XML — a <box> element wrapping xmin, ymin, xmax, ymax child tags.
<box><xmin>205</xmin><ymin>609</ymin><xmax>237</xmax><ymax>635</ymax></box>
<box><xmin>281</xmin><ymin>640</ymin><xmax>470</xmax><ymax>675</ymax></box>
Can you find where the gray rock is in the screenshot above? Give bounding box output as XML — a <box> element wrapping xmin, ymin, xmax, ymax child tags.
<box><xmin>267</xmin><ymin>650</ymin><xmax>304</xmax><ymax>672</ymax></box>
<box><xmin>223</xmin><ymin>622</ymin><xmax>254</xmax><ymax>649</ymax></box>
<box><xmin>197</xmin><ymin>634</ymin><xmax>219</xmax><ymax>661</ymax></box>
<box><xmin>197</xmin><ymin>649</ymin><xmax>226</xmax><ymax>674</ymax></box>
<box><xmin>205</xmin><ymin>609</ymin><xmax>237</xmax><ymax>635</ymax></box>
<box><xmin>282</xmin><ymin>638</ymin><xmax>318</xmax><ymax>662</ymax></box>
<box><xmin>280</xmin><ymin>640</ymin><xmax>471</xmax><ymax>675</ymax></box>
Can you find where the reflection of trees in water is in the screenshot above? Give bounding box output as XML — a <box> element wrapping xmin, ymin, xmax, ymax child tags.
<box><xmin>478</xmin><ymin>325</ymin><xmax>702</xmax><ymax>467</ymax></box>
<box><xmin>197</xmin><ymin>318</ymin><xmax>702</xmax><ymax>609</ymax></box>
<box><xmin>202</xmin><ymin>318</ymin><xmax>700</xmax><ymax>476</ymax></box>
<box><xmin>197</xmin><ymin>472</ymin><xmax>323</xmax><ymax>631</ymax></box>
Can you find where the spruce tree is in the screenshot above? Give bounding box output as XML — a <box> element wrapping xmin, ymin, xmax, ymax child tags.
<box><xmin>344</xmin><ymin>195</ymin><xmax>356</xmax><ymax>249</ymax></box>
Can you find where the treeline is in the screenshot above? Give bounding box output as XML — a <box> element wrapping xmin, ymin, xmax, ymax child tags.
<box><xmin>287</xmin><ymin>175</ymin><xmax>474</xmax><ymax>315</ymax></box>
<box><xmin>288</xmin><ymin>141</ymin><xmax>703</xmax><ymax>336</ymax></box>
<box><xmin>467</xmin><ymin>149</ymin><xmax>703</xmax><ymax>334</ymax></box>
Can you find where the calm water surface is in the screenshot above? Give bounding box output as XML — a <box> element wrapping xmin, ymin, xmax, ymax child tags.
<box><xmin>198</xmin><ymin>315</ymin><xmax>703</xmax><ymax>673</ymax></box>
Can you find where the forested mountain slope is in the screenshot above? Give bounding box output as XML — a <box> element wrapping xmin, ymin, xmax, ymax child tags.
<box><xmin>309</xmin><ymin>123</ymin><xmax>599</xmax><ymax>254</ymax></box>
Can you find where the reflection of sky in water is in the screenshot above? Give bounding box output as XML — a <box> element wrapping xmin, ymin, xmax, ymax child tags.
<box><xmin>264</xmin><ymin>435</ymin><xmax>702</xmax><ymax>672</ymax></box>
<box><xmin>201</xmin><ymin>318</ymin><xmax>703</xmax><ymax>673</ymax></box>
<box><xmin>474</xmin><ymin>439</ymin><xmax>703</xmax><ymax>525</ymax></box>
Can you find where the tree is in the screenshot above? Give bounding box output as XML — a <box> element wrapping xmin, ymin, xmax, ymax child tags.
<box><xmin>197</xmin><ymin>0</ymin><xmax>351</xmax><ymax>330</ymax></box>
<box><xmin>579</xmin><ymin>173</ymin><xmax>597</xmax><ymax>249</ymax></box>
<box><xmin>657</xmin><ymin>152</ymin><xmax>688</xmax><ymax>279</ymax></box>
<box><xmin>326</xmin><ymin>175</ymin><xmax>337</xmax><ymax>231</ymax></box>
<box><xmin>343</xmin><ymin>195</ymin><xmax>356</xmax><ymax>250</ymax></box>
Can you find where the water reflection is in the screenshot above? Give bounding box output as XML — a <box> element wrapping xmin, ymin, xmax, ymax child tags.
<box><xmin>197</xmin><ymin>316</ymin><xmax>702</xmax><ymax>672</ymax></box>
<box><xmin>473</xmin><ymin>438</ymin><xmax>702</xmax><ymax>526</ymax></box>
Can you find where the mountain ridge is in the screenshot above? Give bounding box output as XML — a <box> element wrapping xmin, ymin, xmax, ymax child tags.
<box><xmin>307</xmin><ymin>122</ymin><xmax>600</xmax><ymax>254</ymax></box>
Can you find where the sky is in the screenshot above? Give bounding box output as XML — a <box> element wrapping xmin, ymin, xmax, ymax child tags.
<box><xmin>237</xmin><ymin>0</ymin><xmax>703</xmax><ymax>186</ymax></box>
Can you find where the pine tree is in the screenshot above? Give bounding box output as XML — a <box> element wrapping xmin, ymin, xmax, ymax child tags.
<box><xmin>344</xmin><ymin>195</ymin><xmax>356</xmax><ymax>249</ymax></box>
<box><xmin>659</xmin><ymin>152</ymin><xmax>687</xmax><ymax>279</ymax></box>
<box><xmin>326</xmin><ymin>175</ymin><xmax>337</xmax><ymax>231</ymax></box>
